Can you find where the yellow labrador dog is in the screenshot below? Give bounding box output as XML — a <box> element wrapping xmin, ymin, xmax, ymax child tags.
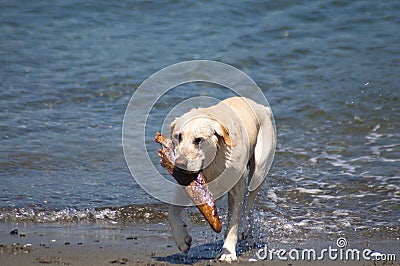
<box><xmin>168</xmin><ymin>96</ymin><xmax>275</xmax><ymax>262</ymax></box>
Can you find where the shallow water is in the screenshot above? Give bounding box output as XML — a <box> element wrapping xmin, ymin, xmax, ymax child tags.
<box><xmin>0</xmin><ymin>0</ymin><xmax>399</xmax><ymax>243</ymax></box>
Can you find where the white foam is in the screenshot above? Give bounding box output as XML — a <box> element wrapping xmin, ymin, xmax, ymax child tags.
<box><xmin>332</xmin><ymin>210</ymin><xmax>350</xmax><ymax>216</ymax></box>
<box><xmin>296</xmin><ymin>187</ymin><xmax>323</xmax><ymax>194</ymax></box>
<box><xmin>315</xmin><ymin>195</ymin><xmax>345</xmax><ymax>199</ymax></box>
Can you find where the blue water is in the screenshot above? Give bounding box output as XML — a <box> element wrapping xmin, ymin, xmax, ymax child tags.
<box><xmin>0</xmin><ymin>0</ymin><xmax>399</xmax><ymax>242</ymax></box>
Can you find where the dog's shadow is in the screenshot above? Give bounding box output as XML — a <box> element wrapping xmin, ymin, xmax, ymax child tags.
<box><xmin>153</xmin><ymin>240</ymin><xmax>222</xmax><ymax>265</ymax></box>
<box><xmin>153</xmin><ymin>239</ymin><xmax>265</xmax><ymax>264</ymax></box>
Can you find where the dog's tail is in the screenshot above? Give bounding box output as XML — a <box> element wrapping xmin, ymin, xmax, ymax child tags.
<box><xmin>247</xmin><ymin>106</ymin><xmax>276</xmax><ymax>192</ymax></box>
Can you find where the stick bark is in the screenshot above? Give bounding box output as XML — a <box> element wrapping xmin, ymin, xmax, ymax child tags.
<box><xmin>155</xmin><ymin>132</ymin><xmax>222</xmax><ymax>233</ymax></box>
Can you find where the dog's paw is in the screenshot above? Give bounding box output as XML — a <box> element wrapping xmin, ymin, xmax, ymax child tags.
<box><xmin>218</xmin><ymin>248</ymin><xmax>237</xmax><ymax>262</ymax></box>
<box><xmin>172</xmin><ymin>224</ymin><xmax>192</xmax><ymax>253</ymax></box>
<box><xmin>177</xmin><ymin>234</ymin><xmax>192</xmax><ymax>253</ymax></box>
<box><xmin>169</xmin><ymin>208</ymin><xmax>192</xmax><ymax>254</ymax></box>
<box><xmin>219</xmin><ymin>253</ymin><xmax>238</xmax><ymax>262</ymax></box>
<box><xmin>241</xmin><ymin>231</ymin><xmax>257</xmax><ymax>248</ymax></box>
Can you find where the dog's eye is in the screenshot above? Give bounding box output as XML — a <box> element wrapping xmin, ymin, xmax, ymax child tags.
<box><xmin>174</xmin><ymin>133</ymin><xmax>182</xmax><ymax>143</ymax></box>
<box><xmin>193</xmin><ymin>137</ymin><xmax>204</xmax><ymax>146</ymax></box>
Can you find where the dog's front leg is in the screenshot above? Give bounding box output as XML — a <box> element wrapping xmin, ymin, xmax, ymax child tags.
<box><xmin>219</xmin><ymin>177</ymin><xmax>246</xmax><ymax>262</ymax></box>
<box><xmin>168</xmin><ymin>205</ymin><xmax>192</xmax><ymax>253</ymax></box>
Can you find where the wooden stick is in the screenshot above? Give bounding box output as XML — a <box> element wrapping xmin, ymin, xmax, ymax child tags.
<box><xmin>155</xmin><ymin>132</ymin><xmax>222</xmax><ymax>233</ymax></box>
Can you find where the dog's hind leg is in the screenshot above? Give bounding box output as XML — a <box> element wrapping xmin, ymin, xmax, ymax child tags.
<box><xmin>241</xmin><ymin>183</ymin><xmax>263</xmax><ymax>246</ymax></box>
<box><xmin>243</xmin><ymin>119</ymin><xmax>275</xmax><ymax>243</ymax></box>
<box><xmin>168</xmin><ymin>205</ymin><xmax>192</xmax><ymax>253</ymax></box>
<box><xmin>218</xmin><ymin>175</ymin><xmax>246</xmax><ymax>262</ymax></box>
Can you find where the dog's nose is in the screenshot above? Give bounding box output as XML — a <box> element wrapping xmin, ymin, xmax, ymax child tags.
<box><xmin>175</xmin><ymin>156</ymin><xmax>187</xmax><ymax>170</ymax></box>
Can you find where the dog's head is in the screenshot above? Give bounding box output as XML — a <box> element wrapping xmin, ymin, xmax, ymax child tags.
<box><xmin>170</xmin><ymin>111</ymin><xmax>232</xmax><ymax>174</ymax></box>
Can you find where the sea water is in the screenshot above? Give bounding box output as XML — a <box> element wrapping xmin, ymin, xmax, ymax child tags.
<box><xmin>0</xmin><ymin>0</ymin><xmax>399</xmax><ymax>244</ymax></box>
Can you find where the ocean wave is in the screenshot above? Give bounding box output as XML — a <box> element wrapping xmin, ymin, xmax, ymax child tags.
<box><xmin>0</xmin><ymin>204</ymin><xmax>168</xmax><ymax>224</ymax></box>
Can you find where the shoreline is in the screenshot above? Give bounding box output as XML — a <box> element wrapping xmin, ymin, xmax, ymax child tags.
<box><xmin>0</xmin><ymin>222</ymin><xmax>398</xmax><ymax>265</ymax></box>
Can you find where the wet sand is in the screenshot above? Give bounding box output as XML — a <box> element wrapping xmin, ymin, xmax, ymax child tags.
<box><xmin>0</xmin><ymin>222</ymin><xmax>398</xmax><ymax>266</ymax></box>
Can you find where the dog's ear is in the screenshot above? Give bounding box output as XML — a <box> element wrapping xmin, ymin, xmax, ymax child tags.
<box><xmin>212</xmin><ymin>120</ymin><xmax>233</xmax><ymax>147</ymax></box>
<box><xmin>170</xmin><ymin>119</ymin><xmax>176</xmax><ymax>137</ymax></box>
